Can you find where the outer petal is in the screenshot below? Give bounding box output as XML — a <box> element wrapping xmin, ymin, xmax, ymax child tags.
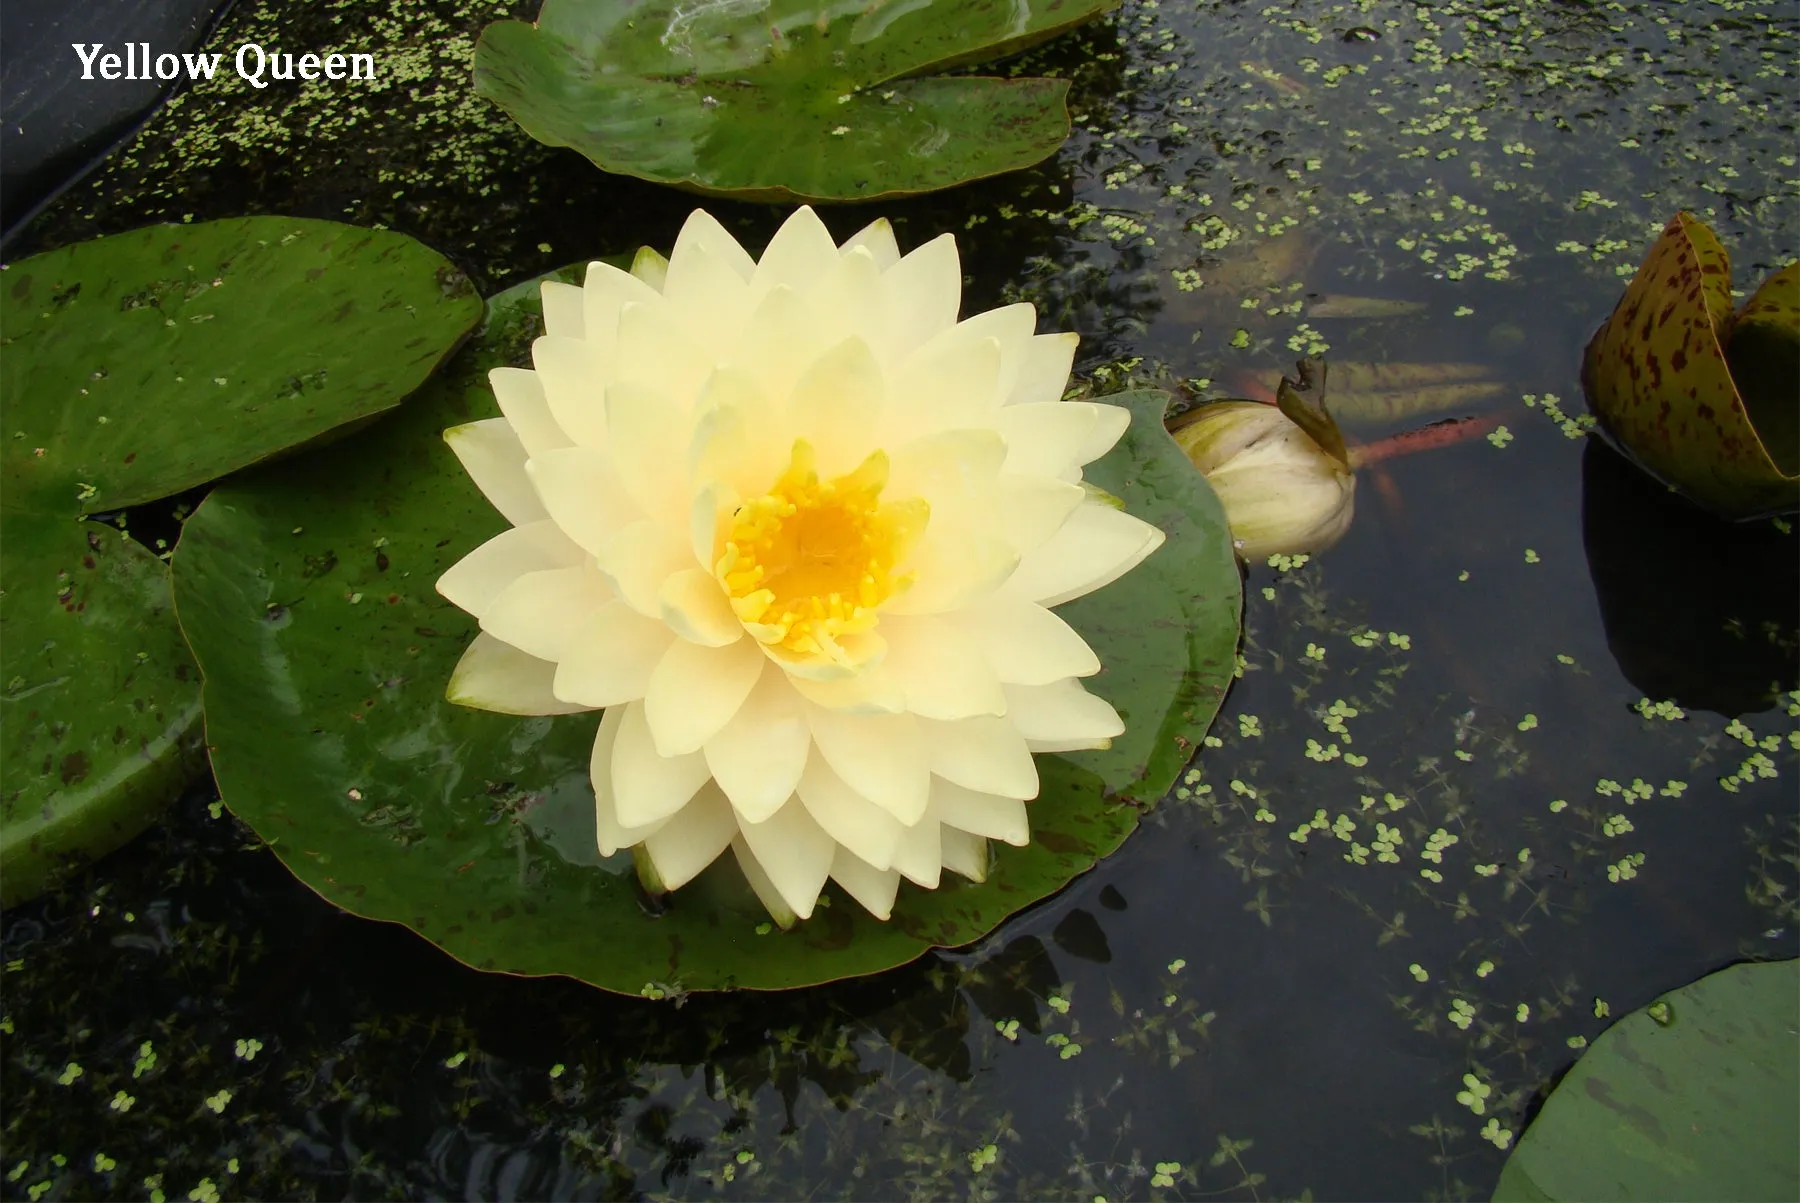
<box><xmin>956</xmin><ymin>596</ymin><xmax>1100</xmax><ymax>685</ymax></box>
<box><xmin>982</xmin><ymin>476</ymin><xmax>1086</xmax><ymax>558</ymax></box>
<box><xmin>592</xmin><ymin>707</ymin><xmax>669</xmax><ymax>855</ymax></box>
<box><xmin>840</xmin><ymin>216</ymin><xmax>901</xmax><ymax>270</ymax></box>
<box><xmin>878</xmin><ymin>613</ymin><xmax>1006</xmax><ymax>720</ymax></box>
<box><xmin>828</xmin><ymin>847</ymin><xmax>901</xmax><ymax>921</ymax></box>
<box><xmin>994</xmin><ymin>401</ymin><xmax>1111</xmax><ymax>478</ymax></box>
<box><xmin>642</xmin><ymin>782</ymin><xmax>737</xmax><ymax>890</ymax></box>
<box><xmin>526</xmin><ymin>446</ymin><xmax>641</xmax><ymax>558</ymax></box>
<box><xmin>889</xmin><ymin>807</ymin><xmax>942</xmax><ymax>888</ymax></box>
<box><xmin>1075</xmin><ymin>403</ymin><xmax>1132</xmax><ymax>465</ymax></box>
<box><xmin>1006</xmin><ymin>332</ymin><xmax>1079</xmax><ymax>407</ymax></box>
<box><xmin>614</xmin><ymin>299</ymin><xmax>711</xmax><ymax>409</ymax></box>
<box><xmin>663</xmin><ymin>214</ymin><xmax>755</xmax><ymax>353</ymax></box>
<box><xmin>1003</xmin><ymin>679</ymin><xmax>1124</xmax><ymax>749</ymax></box>
<box><xmin>939</xmin><ymin>826</ymin><xmax>991</xmax><ymax>883</ymax></box>
<box><xmin>552</xmin><ymin>599</ymin><xmax>676</xmax><ymax>707</ymax></box>
<box><xmin>437</xmin><ymin>520</ymin><xmax>586</xmax><ymax>621</ymax></box>
<box><xmin>669</xmin><ymin>209</ymin><xmax>757</xmax><ymax>281</ymax></box>
<box><xmin>444</xmin><ymin>419</ymin><xmax>546</xmax><ymax>527</ymax></box>
<box><xmin>611</xmin><ymin>700</ymin><xmax>712</xmax><ymax>828</ymax></box>
<box><xmin>736</xmin><ymin>797</ymin><xmax>835</xmax><ymax>920</ymax></box>
<box><xmin>447</xmin><ymin>632</ymin><xmax>588</xmax><ymax>715</ymax></box>
<box><xmin>752</xmin><ymin>206</ymin><xmax>841</xmax><ymax>297</ymax></box>
<box><xmin>882</xmin><ymin>334</ymin><xmax>1000</xmax><ymax>446</ymax></box>
<box><xmin>490</xmin><ymin>366</ymin><xmax>572</xmax><ymax>459</ymax></box>
<box><xmin>811</xmin><ymin>246</ymin><xmax>889</xmax><ymax>364</ymax></box>
<box><xmin>1005</xmin><ymin>503</ymin><xmax>1165</xmax><ymax>608</ymax></box>
<box><xmin>805</xmin><ymin>706</ymin><xmax>931</xmax><ymax>825</ymax></box>
<box><xmin>932</xmin><ymin>778</ymin><xmax>1030</xmax><ymax>845</ymax></box>
<box><xmin>643</xmin><ymin>635</ymin><xmax>765</xmax><ymax>756</ymax></box>
<box><xmin>479</xmin><ymin>563</ymin><xmax>613</xmax><ymax>664</ymax></box>
<box><xmin>703</xmin><ymin>666</ymin><xmax>811</xmax><ymax>823</ymax></box>
<box><xmin>582</xmin><ymin>259</ymin><xmax>664</xmax><ymax>369</ymax></box>
<box><xmin>532</xmin><ymin>335</ymin><xmax>610</xmax><ymax>449</ymax></box>
<box><xmin>539</xmin><ymin>280</ymin><xmax>587</xmax><ymax>340</ymax></box>
<box><xmin>608</xmin><ymin>380</ymin><xmax>692</xmax><ymax>520</ymax></box>
<box><xmin>731</xmin><ymin>836</ymin><xmax>797</xmax><ymax>928</ymax></box>
<box><xmin>920</xmin><ymin>715</ymin><xmax>1039</xmax><ymax>799</ymax></box>
<box><xmin>796</xmin><ymin>755</ymin><xmax>903</xmax><ymax>871</ymax></box>
<box><xmin>879</xmin><ymin>232</ymin><xmax>960</xmax><ymax>362</ymax></box>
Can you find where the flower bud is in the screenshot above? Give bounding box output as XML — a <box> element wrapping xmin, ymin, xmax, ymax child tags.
<box><xmin>1171</xmin><ymin>400</ymin><xmax>1356</xmax><ymax>559</ymax></box>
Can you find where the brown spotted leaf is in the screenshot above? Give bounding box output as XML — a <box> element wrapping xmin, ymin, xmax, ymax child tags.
<box><xmin>1581</xmin><ymin>212</ymin><xmax>1798</xmax><ymax>519</ymax></box>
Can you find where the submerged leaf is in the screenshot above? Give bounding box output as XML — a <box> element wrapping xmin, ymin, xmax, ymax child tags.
<box><xmin>1581</xmin><ymin>211</ymin><xmax>1798</xmax><ymax>519</ymax></box>
<box><xmin>473</xmin><ymin>0</ymin><xmax>1115</xmax><ymax>202</ymax></box>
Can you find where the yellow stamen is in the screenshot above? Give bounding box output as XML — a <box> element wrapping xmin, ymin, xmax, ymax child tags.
<box><xmin>715</xmin><ymin>440</ymin><xmax>926</xmax><ymax>663</ymax></box>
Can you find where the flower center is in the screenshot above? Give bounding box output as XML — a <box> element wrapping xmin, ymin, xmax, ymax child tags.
<box><xmin>715</xmin><ymin>439</ymin><xmax>927</xmax><ymax>663</ymax></box>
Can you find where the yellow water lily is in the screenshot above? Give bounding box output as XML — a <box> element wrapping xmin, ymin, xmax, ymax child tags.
<box><xmin>437</xmin><ymin>207</ymin><xmax>1163</xmax><ymax>924</ymax></box>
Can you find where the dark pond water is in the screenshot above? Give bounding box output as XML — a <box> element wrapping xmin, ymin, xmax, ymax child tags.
<box><xmin>3</xmin><ymin>0</ymin><xmax>1796</xmax><ymax>1200</ymax></box>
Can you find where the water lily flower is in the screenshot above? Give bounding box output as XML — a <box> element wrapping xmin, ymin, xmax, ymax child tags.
<box><xmin>1170</xmin><ymin>398</ymin><xmax>1355</xmax><ymax>559</ymax></box>
<box><xmin>436</xmin><ymin>207</ymin><xmax>1163</xmax><ymax>925</ymax></box>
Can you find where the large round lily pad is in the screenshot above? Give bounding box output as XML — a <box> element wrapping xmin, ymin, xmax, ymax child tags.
<box><xmin>0</xmin><ymin>217</ymin><xmax>483</xmax><ymax>903</ymax></box>
<box><xmin>1581</xmin><ymin>212</ymin><xmax>1799</xmax><ymax>519</ymax></box>
<box><xmin>1493</xmin><ymin>959</ymin><xmax>1799</xmax><ymax>1202</ymax></box>
<box><xmin>170</xmin><ymin>271</ymin><xmax>1241</xmax><ymax>993</ymax></box>
<box><xmin>473</xmin><ymin>0</ymin><xmax>1117</xmax><ymax>203</ymax></box>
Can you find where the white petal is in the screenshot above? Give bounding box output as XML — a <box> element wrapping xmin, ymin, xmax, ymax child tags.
<box><xmin>532</xmin><ymin>335</ymin><xmax>609</xmax><ymax>449</ymax></box>
<box><xmin>828</xmin><ymin>847</ymin><xmax>901</xmax><ymax>920</ymax></box>
<box><xmin>628</xmin><ymin>247</ymin><xmax>669</xmax><ymax>292</ymax></box>
<box><xmin>611</xmin><ymin>700</ymin><xmax>712</xmax><ymax>828</ymax></box>
<box><xmin>1006</xmin><ymin>332</ymin><xmax>1079</xmax><ymax>406</ymax></box>
<box><xmin>981</xmin><ymin>475</ymin><xmax>1085</xmax><ymax>557</ymax></box>
<box><xmin>729</xmin><ymin>284</ymin><xmax>836</xmax><ymax>407</ymax></box>
<box><xmin>886</xmin><ymin>428</ymin><xmax>1006</xmax><ymax>518</ymax></box>
<box><xmin>540</xmin><ymin>280</ymin><xmax>587</xmax><ymax>340</ymax></box>
<box><xmin>642</xmin><ymin>781</ymin><xmax>737</xmax><ymax>889</ymax></box>
<box><xmin>526</xmin><ymin>446</ymin><xmax>641</xmax><ymax>558</ymax></box>
<box><xmin>882</xmin><ymin>333</ymin><xmax>1000</xmax><ymax>445</ymax></box>
<box><xmin>437</xmin><ymin>520</ymin><xmax>586</xmax><ymax>620</ymax></box>
<box><xmin>596</xmin><ymin>519</ymin><xmax>693</xmax><ymax>616</ymax></box>
<box><xmin>731</xmin><ymin>835</ymin><xmax>797</xmax><ymax>928</ymax></box>
<box><xmin>939</xmin><ymin>826</ymin><xmax>991</xmax><ymax>882</ymax></box>
<box><xmin>920</xmin><ymin>715</ymin><xmax>1038</xmax><ymax>799</ymax></box>
<box><xmin>785</xmin><ymin>336</ymin><xmax>884</xmax><ymax>478</ymax></box>
<box><xmin>889</xmin><ymin>809</ymin><xmax>942</xmax><ymax>888</ymax></box>
<box><xmin>796</xmin><ymin>755</ymin><xmax>903</xmax><ymax>870</ymax></box>
<box><xmin>670</xmin><ymin>210</ymin><xmax>757</xmax><ymax>280</ymax></box>
<box><xmin>703</xmin><ymin>666</ymin><xmax>810</xmax><ymax>823</ymax></box>
<box><xmin>643</xmin><ymin>636</ymin><xmax>765</xmax><ymax>756</ymax></box>
<box><xmin>994</xmin><ymin>402</ymin><xmax>1100</xmax><ymax>478</ymax></box>
<box><xmin>659</xmin><ymin>567</ymin><xmax>744</xmax><ymax>647</ymax></box>
<box><xmin>878</xmin><ymin>613</ymin><xmax>1006</xmax><ymax>720</ymax></box>
<box><xmin>690</xmin><ymin>367</ymin><xmax>789</xmax><ymax>500</ymax></box>
<box><xmin>444</xmin><ymin>419</ymin><xmax>547</xmax><ymax>527</ymax></box>
<box><xmin>957</xmin><ymin>596</ymin><xmax>1100</xmax><ymax>685</ymax></box>
<box><xmin>786</xmin><ymin>663</ymin><xmax>906</xmax><ymax>714</ymax></box>
<box><xmin>933</xmin><ymin>779</ymin><xmax>1029</xmax><ymax>846</ymax></box>
<box><xmin>812</xmin><ymin>246</ymin><xmax>889</xmax><ymax>360</ymax></box>
<box><xmin>592</xmin><ymin>707</ymin><xmax>669</xmax><ymax>854</ymax></box>
<box><xmin>805</xmin><ymin>705</ymin><xmax>931</xmax><ymax>824</ymax></box>
<box><xmin>752</xmin><ymin>206</ymin><xmax>841</xmax><ymax>296</ymax></box>
<box><xmin>490</xmin><ymin>367</ymin><xmax>572</xmax><ymax>459</ymax></box>
<box><xmin>607</xmin><ymin>379</ymin><xmax>691</xmax><ymax>519</ymax></box>
<box><xmin>552</xmin><ymin>600</ymin><xmax>675</xmax><ymax>707</ymax></box>
<box><xmin>661</xmin><ymin>231</ymin><xmax>754</xmax><ymax>358</ymax></box>
<box><xmin>583</xmin><ymin>259</ymin><xmax>664</xmax><ymax>366</ymax></box>
<box><xmin>1076</xmin><ymin>403</ymin><xmax>1133</xmax><ymax>465</ymax></box>
<box><xmin>840</xmin><ymin>216</ymin><xmax>901</xmax><ymax>270</ymax></box>
<box><xmin>447</xmin><ymin>632</ymin><xmax>587</xmax><ymax>715</ymax></box>
<box><xmin>880</xmin><ymin>232</ymin><xmax>960</xmax><ymax>362</ymax></box>
<box><xmin>1005</xmin><ymin>503</ymin><xmax>1165</xmax><ymax>608</ymax></box>
<box><xmin>1003</xmin><ymin>679</ymin><xmax>1123</xmax><ymax>749</ymax></box>
<box><xmin>736</xmin><ymin>797</ymin><xmax>835</xmax><ymax>920</ymax></box>
<box><xmin>479</xmin><ymin>563</ymin><xmax>613</xmax><ymax>663</ymax></box>
<box><xmin>614</xmin><ymin>299</ymin><xmax>711</xmax><ymax>409</ymax></box>
<box><xmin>939</xmin><ymin>303</ymin><xmax>1038</xmax><ymax>402</ymax></box>
<box><xmin>883</xmin><ymin>526</ymin><xmax>1017</xmax><ymax>616</ymax></box>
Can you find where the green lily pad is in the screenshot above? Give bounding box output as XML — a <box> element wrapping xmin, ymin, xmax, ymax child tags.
<box><xmin>1493</xmin><ymin>959</ymin><xmax>1799</xmax><ymax>1202</ymax></box>
<box><xmin>170</xmin><ymin>273</ymin><xmax>1240</xmax><ymax>993</ymax></box>
<box><xmin>0</xmin><ymin>217</ymin><xmax>483</xmax><ymax>903</ymax></box>
<box><xmin>473</xmin><ymin>0</ymin><xmax>1117</xmax><ymax>203</ymax></box>
<box><xmin>1581</xmin><ymin>212</ymin><xmax>1799</xmax><ymax>519</ymax></box>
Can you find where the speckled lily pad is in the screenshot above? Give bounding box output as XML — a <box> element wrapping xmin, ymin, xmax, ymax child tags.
<box><xmin>0</xmin><ymin>217</ymin><xmax>482</xmax><ymax>903</ymax></box>
<box><xmin>170</xmin><ymin>269</ymin><xmax>1242</xmax><ymax>994</ymax></box>
<box><xmin>473</xmin><ymin>0</ymin><xmax>1117</xmax><ymax>202</ymax></box>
